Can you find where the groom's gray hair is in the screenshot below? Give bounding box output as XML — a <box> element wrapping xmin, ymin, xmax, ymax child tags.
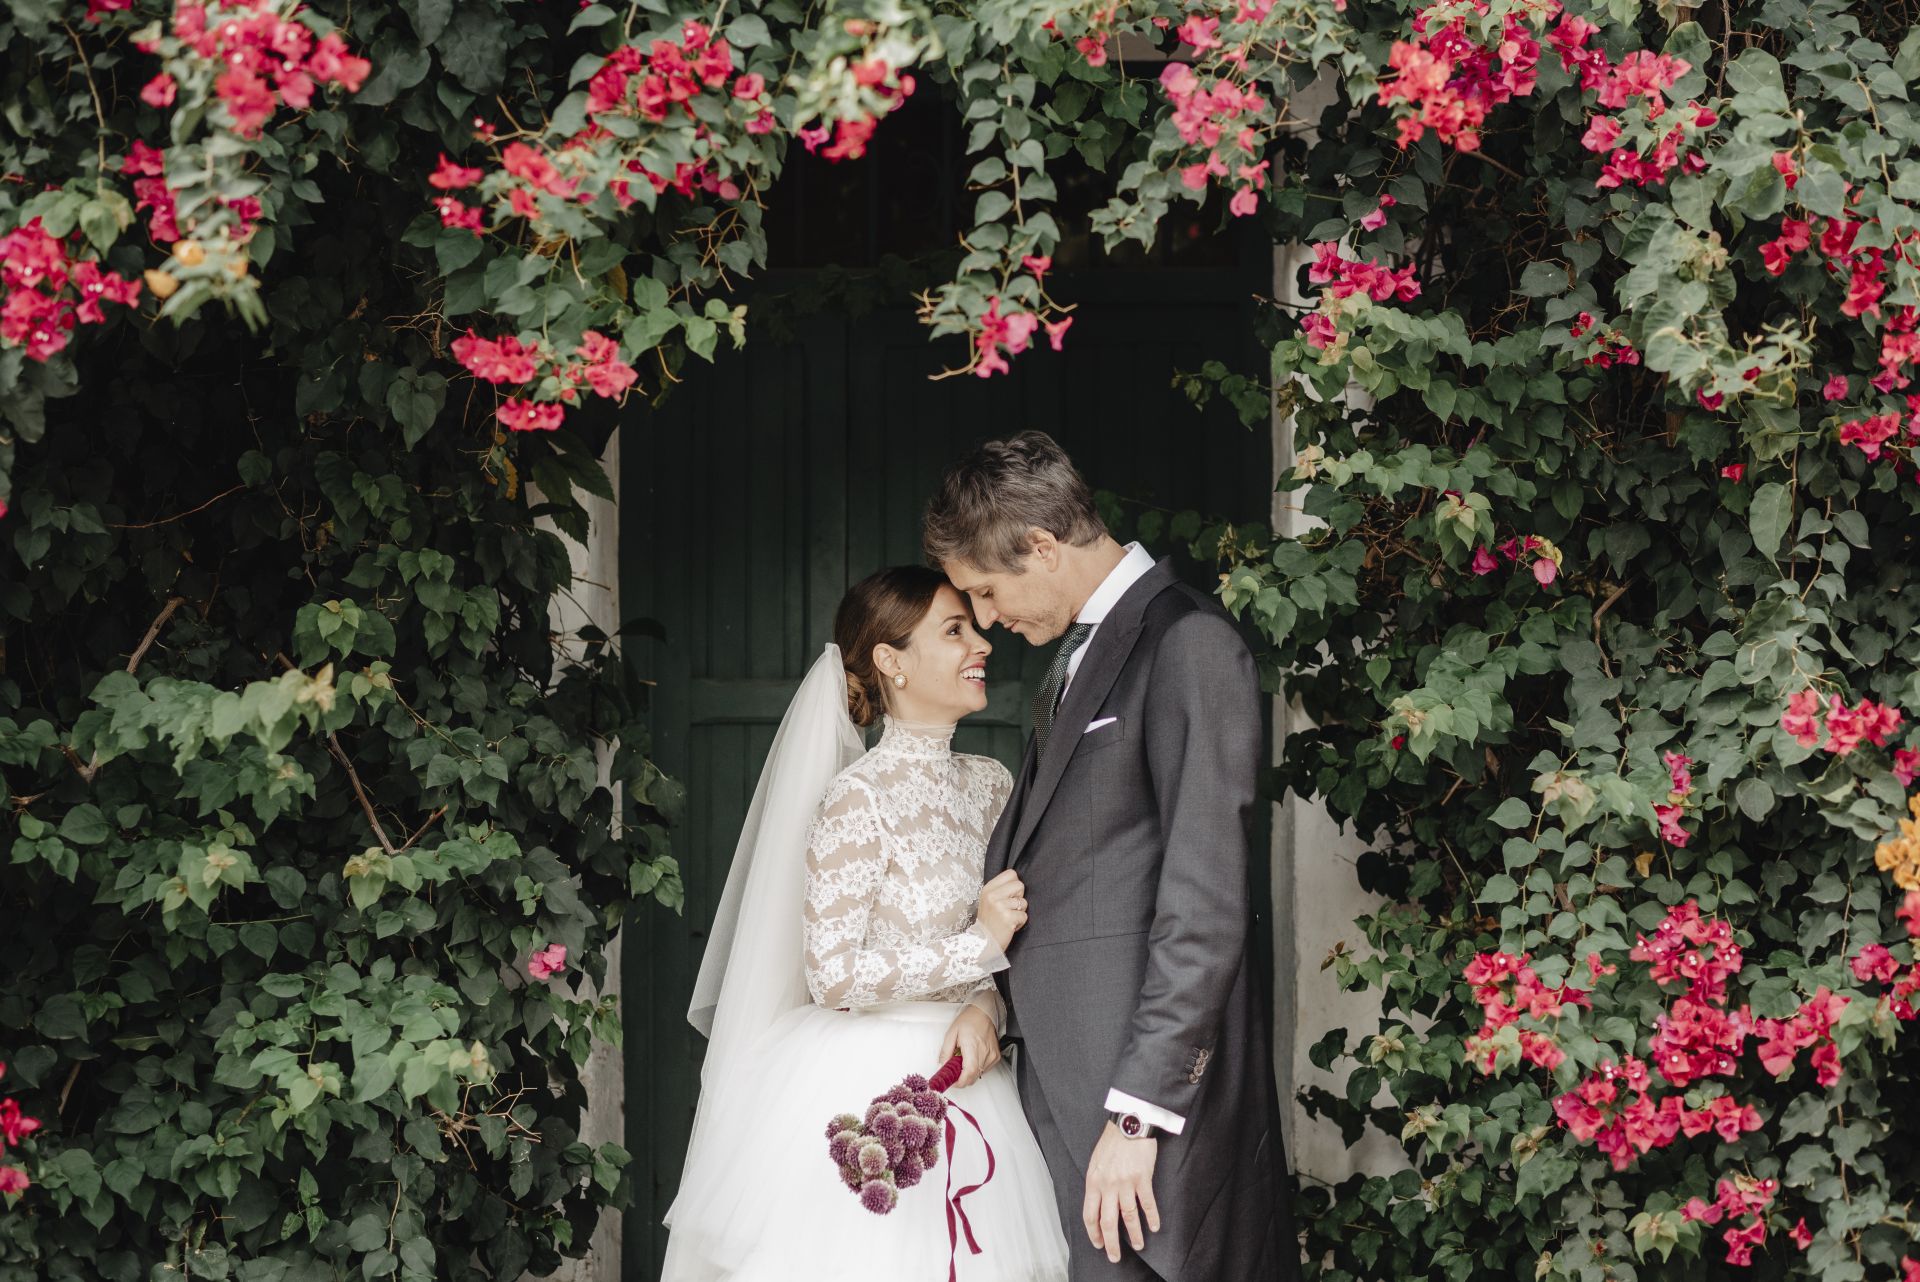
<box><xmin>923</xmin><ymin>430</ymin><xmax>1108</xmax><ymax>573</ymax></box>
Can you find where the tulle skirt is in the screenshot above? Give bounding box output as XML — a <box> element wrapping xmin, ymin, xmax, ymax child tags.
<box><xmin>662</xmin><ymin>1000</ymin><xmax>1071</xmax><ymax>1282</ymax></box>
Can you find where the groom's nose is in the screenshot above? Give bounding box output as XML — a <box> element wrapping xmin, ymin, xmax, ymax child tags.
<box><xmin>970</xmin><ymin>595</ymin><xmax>999</xmax><ymax>627</ymax></box>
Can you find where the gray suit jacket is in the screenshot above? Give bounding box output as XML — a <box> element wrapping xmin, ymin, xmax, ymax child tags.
<box><xmin>987</xmin><ymin>558</ymin><xmax>1288</xmax><ymax>1282</ymax></box>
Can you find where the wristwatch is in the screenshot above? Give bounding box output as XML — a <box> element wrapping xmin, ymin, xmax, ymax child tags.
<box><xmin>1110</xmin><ymin>1110</ymin><xmax>1158</xmax><ymax>1140</ymax></box>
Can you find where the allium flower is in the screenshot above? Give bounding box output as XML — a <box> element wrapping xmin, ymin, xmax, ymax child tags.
<box><xmin>857</xmin><ymin>1139</ymin><xmax>888</xmax><ymax>1177</ymax></box>
<box><xmin>859</xmin><ymin>1178</ymin><xmax>897</xmax><ymax>1214</ymax></box>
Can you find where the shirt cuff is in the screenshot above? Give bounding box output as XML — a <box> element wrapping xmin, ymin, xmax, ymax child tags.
<box><xmin>1105</xmin><ymin>1089</ymin><xmax>1186</xmax><ymax>1136</ymax></box>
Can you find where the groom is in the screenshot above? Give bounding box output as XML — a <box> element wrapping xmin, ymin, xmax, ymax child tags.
<box><xmin>926</xmin><ymin>432</ymin><xmax>1289</xmax><ymax>1282</ymax></box>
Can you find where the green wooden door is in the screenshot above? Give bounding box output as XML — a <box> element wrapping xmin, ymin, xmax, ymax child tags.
<box><xmin>617</xmin><ymin>267</ymin><xmax>1273</xmax><ymax>1276</ymax></box>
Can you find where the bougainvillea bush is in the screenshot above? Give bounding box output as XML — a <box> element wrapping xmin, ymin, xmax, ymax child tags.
<box><xmin>1185</xmin><ymin>0</ymin><xmax>1920</xmax><ymax>1276</ymax></box>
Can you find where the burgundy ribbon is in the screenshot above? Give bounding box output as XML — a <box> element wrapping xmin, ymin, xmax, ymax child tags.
<box><xmin>930</xmin><ymin>1053</ymin><xmax>995</xmax><ymax>1282</ymax></box>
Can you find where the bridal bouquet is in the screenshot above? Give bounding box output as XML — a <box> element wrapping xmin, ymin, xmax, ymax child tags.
<box><xmin>824</xmin><ymin>1053</ymin><xmax>996</xmax><ymax>1278</ymax></box>
<box><xmin>823</xmin><ymin>1053</ymin><xmax>961</xmax><ymax>1213</ymax></box>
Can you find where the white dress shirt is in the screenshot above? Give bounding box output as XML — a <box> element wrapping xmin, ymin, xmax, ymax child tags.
<box><xmin>1065</xmin><ymin>543</ymin><xmax>1189</xmax><ymax>1137</ymax></box>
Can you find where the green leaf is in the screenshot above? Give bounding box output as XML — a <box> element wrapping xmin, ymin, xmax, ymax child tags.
<box><xmin>1478</xmin><ymin>874</ymin><xmax>1520</xmax><ymax>904</ymax></box>
<box><xmin>1490</xmin><ymin>797</ymin><xmax>1533</xmax><ymax>830</ymax></box>
<box><xmin>440</xmin><ymin>7</ymin><xmax>509</xmax><ymax>93</ymax></box>
<box><xmin>59</xmin><ymin>803</ymin><xmax>110</xmax><ymax>845</ymax></box>
<box><xmin>409</xmin><ymin>0</ymin><xmax>454</xmax><ymax>43</ymax></box>
<box><xmin>1749</xmin><ymin>481</ymin><xmax>1793</xmax><ymax>561</ymax></box>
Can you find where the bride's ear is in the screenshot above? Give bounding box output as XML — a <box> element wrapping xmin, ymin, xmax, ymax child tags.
<box><xmin>871</xmin><ymin>643</ymin><xmax>900</xmax><ymax>684</ymax></box>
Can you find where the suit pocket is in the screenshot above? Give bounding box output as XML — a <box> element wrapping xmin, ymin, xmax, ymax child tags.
<box><xmin>1077</xmin><ymin>714</ymin><xmax>1126</xmax><ymax>752</ymax></box>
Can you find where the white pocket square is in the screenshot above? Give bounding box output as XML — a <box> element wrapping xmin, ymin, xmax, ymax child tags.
<box><xmin>1084</xmin><ymin>717</ymin><xmax>1118</xmax><ymax>733</ymax></box>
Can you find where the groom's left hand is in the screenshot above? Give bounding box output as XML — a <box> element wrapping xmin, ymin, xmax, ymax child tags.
<box><xmin>1083</xmin><ymin>1123</ymin><xmax>1160</xmax><ymax>1263</ymax></box>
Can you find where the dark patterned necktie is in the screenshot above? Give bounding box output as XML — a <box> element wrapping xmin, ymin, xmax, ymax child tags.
<box><xmin>1031</xmin><ymin>622</ymin><xmax>1093</xmax><ymax>759</ymax></box>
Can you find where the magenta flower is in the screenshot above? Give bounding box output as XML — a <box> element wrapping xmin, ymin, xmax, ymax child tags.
<box><xmin>527</xmin><ymin>943</ymin><xmax>567</xmax><ymax>980</ymax></box>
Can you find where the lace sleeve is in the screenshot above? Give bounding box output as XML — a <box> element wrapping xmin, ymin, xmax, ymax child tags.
<box><xmin>983</xmin><ymin>757</ymin><xmax>1015</xmax><ymax>830</ymax></box>
<box><xmin>802</xmin><ymin>776</ymin><xmax>1005</xmax><ymax>1009</ymax></box>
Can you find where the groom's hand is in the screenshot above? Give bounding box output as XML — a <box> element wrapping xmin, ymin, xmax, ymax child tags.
<box><xmin>937</xmin><ymin>1004</ymin><xmax>1000</xmax><ymax>1088</ymax></box>
<box><xmin>1083</xmin><ymin>1122</ymin><xmax>1160</xmax><ymax>1263</ymax></box>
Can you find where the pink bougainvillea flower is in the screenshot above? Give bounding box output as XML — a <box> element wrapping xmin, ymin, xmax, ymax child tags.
<box><xmin>1300</xmin><ymin>312</ymin><xmax>1338</xmax><ymax>350</ymax></box>
<box><xmin>1580</xmin><ymin>114</ymin><xmax>1622</xmax><ymax>153</ymax></box>
<box><xmin>1359</xmin><ymin>195</ymin><xmax>1397</xmax><ymax>231</ymax></box>
<box><xmin>141</xmin><ymin>72</ymin><xmax>177</xmax><ymax>108</ymax></box>
<box><xmin>452</xmin><ymin>331</ymin><xmax>540</xmax><ymax>384</ymax></box>
<box><xmin>1470</xmin><ymin>547</ymin><xmax>1499</xmax><ymax>575</ymax></box>
<box><xmin>732</xmin><ymin>72</ymin><xmax>765</xmax><ymax>99</ymax></box>
<box><xmin>1044</xmin><ymin>316</ymin><xmax>1072</xmax><ymax>352</ymax></box>
<box><xmin>1781</xmin><ymin>689</ymin><xmax>1825</xmax><ymax>747</ymax></box>
<box><xmin>434</xmin><ymin>197</ymin><xmax>484</xmax><ymax>234</ymax></box>
<box><xmin>1852</xmin><ymin>943</ymin><xmax>1899</xmax><ymax>983</ymax></box>
<box><xmin>1720</xmin><ymin>463</ymin><xmax>1745</xmax><ymax>481</ymax></box>
<box><xmin>528</xmin><ymin>943</ymin><xmax>569</xmax><ymax>979</ymax></box>
<box><xmin>1653</xmin><ymin>802</ymin><xmax>1689</xmax><ymax>847</ymax></box>
<box><xmin>1894</xmin><ymin>747</ymin><xmax>1920</xmax><ymax>789</ymax></box>
<box><xmin>1531</xmin><ymin>557</ymin><xmax>1558</xmax><ymax>586</ymax></box>
<box><xmin>1020</xmin><ymin>255</ymin><xmax>1052</xmax><ymax>278</ymax></box>
<box><xmin>1810</xmin><ymin>1040</ymin><xmax>1842</xmax><ymax>1087</ymax></box>
<box><xmin>0</xmin><ymin>1166</ymin><xmax>27</xmax><ymax>1195</ymax></box>
<box><xmin>1822</xmin><ymin>374</ymin><xmax>1848</xmax><ymax>401</ymax></box>
<box><xmin>497</xmin><ymin>399</ymin><xmax>565</xmax><ymax>433</ymax></box>
<box><xmin>1664</xmin><ymin>750</ymin><xmax>1694</xmax><ymax>796</ymax></box>
<box><xmin>1175</xmin><ymin>14</ymin><xmax>1221</xmax><ymax>51</ymax></box>
<box><xmin>0</xmin><ymin>1099</ymin><xmax>40</xmax><ymax>1148</ymax></box>
<box><xmin>430</xmin><ymin>154</ymin><xmax>484</xmax><ymax>190</ymax></box>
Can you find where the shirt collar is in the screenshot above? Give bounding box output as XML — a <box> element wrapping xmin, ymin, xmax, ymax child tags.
<box><xmin>1076</xmin><ymin>542</ymin><xmax>1156</xmax><ymax>628</ymax></box>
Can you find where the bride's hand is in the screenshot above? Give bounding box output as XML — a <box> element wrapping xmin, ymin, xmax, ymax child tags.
<box><xmin>975</xmin><ymin>869</ymin><xmax>1029</xmax><ymax>951</ymax></box>
<box><xmin>938</xmin><ymin>1004</ymin><xmax>1001</xmax><ymax>1089</ymax></box>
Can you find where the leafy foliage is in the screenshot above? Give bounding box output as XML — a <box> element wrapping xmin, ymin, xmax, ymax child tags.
<box><xmin>1186</xmin><ymin>0</ymin><xmax>1920</xmax><ymax>1277</ymax></box>
<box><xmin>0</xmin><ymin>0</ymin><xmax>702</xmax><ymax>1277</ymax></box>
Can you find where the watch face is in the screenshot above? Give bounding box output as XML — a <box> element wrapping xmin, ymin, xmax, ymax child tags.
<box><xmin>1119</xmin><ymin>1114</ymin><xmax>1142</xmax><ymax>1137</ymax></box>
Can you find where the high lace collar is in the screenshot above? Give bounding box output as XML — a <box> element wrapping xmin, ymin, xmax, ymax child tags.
<box><xmin>875</xmin><ymin>715</ymin><xmax>956</xmax><ymax>759</ymax></box>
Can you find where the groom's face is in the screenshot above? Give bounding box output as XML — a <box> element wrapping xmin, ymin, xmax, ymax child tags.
<box><xmin>942</xmin><ymin>554</ymin><xmax>1076</xmax><ymax>646</ymax></box>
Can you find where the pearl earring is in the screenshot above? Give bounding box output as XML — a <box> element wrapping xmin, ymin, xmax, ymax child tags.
<box><xmin>892</xmin><ymin>673</ymin><xmax>907</xmax><ymax>688</ymax></box>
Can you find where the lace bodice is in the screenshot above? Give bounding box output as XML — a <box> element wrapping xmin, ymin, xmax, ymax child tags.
<box><xmin>802</xmin><ymin>717</ymin><xmax>1014</xmax><ymax>1010</ymax></box>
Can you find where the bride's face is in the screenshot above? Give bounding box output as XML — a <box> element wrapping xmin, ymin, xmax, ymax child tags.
<box><xmin>880</xmin><ymin>585</ymin><xmax>993</xmax><ymax>723</ymax></box>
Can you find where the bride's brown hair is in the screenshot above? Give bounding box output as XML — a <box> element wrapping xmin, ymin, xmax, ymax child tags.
<box><xmin>834</xmin><ymin>566</ymin><xmax>951</xmax><ymax>728</ymax></box>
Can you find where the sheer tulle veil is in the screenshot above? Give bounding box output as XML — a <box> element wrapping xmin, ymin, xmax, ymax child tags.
<box><xmin>673</xmin><ymin>644</ymin><xmax>865</xmax><ymax>1182</ymax></box>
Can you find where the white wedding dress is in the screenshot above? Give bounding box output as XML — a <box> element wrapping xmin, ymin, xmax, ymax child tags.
<box><xmin>663</xmin><ymin>690</ymin><xmax>1070</xmax><ymax>1282</ymax></box>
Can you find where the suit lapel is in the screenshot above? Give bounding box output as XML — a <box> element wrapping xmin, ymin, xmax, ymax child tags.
<box><xmin>1007</xmin><ymin>559</ymin><xmax>1177</xmax><ymax>867</ymax></box>
<box><xmin>985</xmin><ymin>746</ymin><xmax>1037</xmax><ymax>876</ymax></box>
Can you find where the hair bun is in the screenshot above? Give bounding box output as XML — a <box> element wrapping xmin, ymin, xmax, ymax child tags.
<box><xmin>844</xmin><ymin>668</ymin><xmax>877</xmax><ymax>729</ymax></box>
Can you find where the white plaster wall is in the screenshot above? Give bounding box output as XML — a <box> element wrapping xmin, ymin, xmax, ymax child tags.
<box><xmin>537</xmin><ymin>431</ymin><xmax>625</xmax><ymax>1282</ymax></box>
<box><xmin>1269</xmin><ymin>183</ymin><xmax>1408</xmax><ymax>1183</ymax></box>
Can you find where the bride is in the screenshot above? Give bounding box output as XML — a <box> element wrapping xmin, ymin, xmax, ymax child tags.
<box><xmin>662</xmin><ymin>566</ymin><xmax>1071</xmax><ymax>1281</ymax></box>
